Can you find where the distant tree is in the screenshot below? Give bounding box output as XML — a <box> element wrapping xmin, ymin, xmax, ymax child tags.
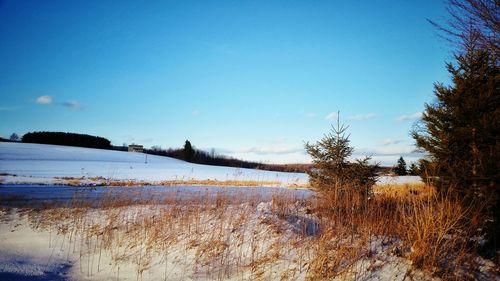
<box><xmin>394</xmin><ymin>157</ymin><xmax>408</xmax><ymax>176</ymax></box>
<box><xmin>305</xmin><ymin>114</ymin><xmax>378</xmax><ymax>197</ymax></box>
<box><xmin>9</xmin><ymin>133</ymin><xmax>19</xmax><ymax>141</ymax></box>
<box><xmin>183</xmin><ymin>140</ymin><xmax>194</xmax><ymax>162</ymax></box>
<box><xmin>408</xmin><ymin>163</ymin><xmax>420</xmax><ymax>176</ymax></box>
<box><xmin>151</xmin><ymin>145</ymin><xmax>162</xmax><ymax>151</ymax></box>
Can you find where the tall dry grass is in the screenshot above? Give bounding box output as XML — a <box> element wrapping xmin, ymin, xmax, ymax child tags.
<box><xmin>305</xmin><ymin>183</ymin><xmax>481</xmax><ymax>280</ymax></box>
<box><xmin>0</xmin><ymin>183</ymin><xmax>491</xmax><ymax>280</ymax></box>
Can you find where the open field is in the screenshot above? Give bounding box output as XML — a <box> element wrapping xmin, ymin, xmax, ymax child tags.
<box><xmin>0</xmin><ymin>142</ymin><xmax>421</xmax><ymax>188</ymax></box>
<box><xmin>1</xmin><ymin>185</ymin><xmax>499</xmax><ymax>280</ymax></box>
<box><xmin>2</xmin><ymin>142</ymin><xmax>497</xmax><ymax>280</ymax></box>
<box><xmin>0</xmin><ymin>142</ymin><xmax>308</xmax><ymax>187</ymax></box>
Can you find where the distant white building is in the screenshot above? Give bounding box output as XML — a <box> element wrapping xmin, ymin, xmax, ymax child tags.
<box><xmin>128</xmin><ymin>144</ymin><xmax>143</xmax><ymax>153</ymax></box>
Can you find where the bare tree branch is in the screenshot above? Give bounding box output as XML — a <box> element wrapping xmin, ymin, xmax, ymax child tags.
<box><xmin>430</xmin><ymin>0</ymin><xmax>499</xmax><ymax>57</ymax></box>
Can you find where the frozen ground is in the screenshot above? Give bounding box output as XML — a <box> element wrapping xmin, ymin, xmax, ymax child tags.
<box><xmin>0</xmin><ymin>184</ymin><xmax>314</xmax><ymax>208</ymax></box>
<box><xmin>2</xmin><ymin>196</ymin><xmax>497</xmax><ymax>281</ymax></box>
<box><xmin>0</xmin><ymin>142</ymin><xmax>421</xmax><ymax>187</ymax></box>
<box><xmin>0</xmin><ymin>200</ymin><xmax>437</xmax><ymax>281</ymax></box>
<box><xmin>0</xmin><ymin>142</ymin><xmax>307</xmax><ymax>187</ymax></box>
<box><xmin>1</xmin><ymin>143</ymin><xmax>498</xmax><ymax>281</ymax></box>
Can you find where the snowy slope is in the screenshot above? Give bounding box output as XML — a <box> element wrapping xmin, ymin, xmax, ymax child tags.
<box><xmin>0</xmin><ymin>142</ymin><xmax>308</xmax><ymax>186</ymax></box>
<box><xmin>0</xmin><ymin>142</ymin><xmax>421</xmax><ymax>186</ymax></box>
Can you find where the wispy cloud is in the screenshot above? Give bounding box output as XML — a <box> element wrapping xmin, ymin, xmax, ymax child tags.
<box><xmin>347</xmin><ymin>113</ymin><xmax>376</xmax><ymax>121</ymax></box>
<box><xmin>355</xmin><ymin>146</ymin><xmax>419</xmax><ymax>157</ymax></box>
<box><xmin>192</xmin><ymin>110</ymin><xmax>200</xmax><ymax>116</ymax></box>
<box><xmin>222</xmin><ymin>145</ymin><xmax>304</xmax><ymax>156</ymax></box>
<box><xmin>353</xmin><ymin>145</ymin><xmax>425</xmax><ymax>166</ymax></box>
<box><xmin>306</xmin><ymin>112</ymin><xmax>317</xmax><ymax>118</ymax></box>
<box><xmin>397</xmin><ymin>112</ymin><xmax>422</xmax><ymax>122</ymax></box>
<box><xmin>61</xmin><ymin>100</ymin><xmax>81</xmax><ymax>109</ymax></box>
<box><xmin>325</xmin><ymin>112</ymin><xmax>338</xmax><ymax>121</ymax></box>
<box><xmin>245</xmin><ymin>146</ymin><xmax>303</xmax><ymax>155</ymax></box>
<box><xmin>35</xmin><ymin>95</ymin><xmax>53</xmax><ymax>105</ymax></box>
<box><xmin>0</xmin><ymin>106</ymin><xmax>16</xmax><ymax>112</ymax></box>
<box><xmin>380</xmin><ymin>138</ymin><xmax>404</xmax><ymax>146</ymax></box>
<box><xmin>33</xmin><ymin>95</ymin><xmax>81</xmax><ymax>109</ymax></box>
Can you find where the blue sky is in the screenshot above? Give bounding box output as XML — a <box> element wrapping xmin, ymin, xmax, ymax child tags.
<box><xmin>0</xmin><ymin>0</ymin><xmax>453</xmax><ymax>165</ymax></box>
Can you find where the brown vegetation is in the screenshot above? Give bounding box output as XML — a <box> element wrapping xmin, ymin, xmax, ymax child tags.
<box><xmin>1</xmin><ymin>183</ymin><xmax>495</xmax><ymax>280</ymax></box>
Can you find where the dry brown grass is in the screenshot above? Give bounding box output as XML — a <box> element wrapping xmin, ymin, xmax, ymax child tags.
<box><xmin>373</xmin><ymin>182</ymin><xmax>436</xmax><ymax>198</ymax></box>
<box><xmin>47</xmin><ymin>176</ymin><xmax>307</xmax><ymax>188</ymax></box>
<box><xmin>0</xmin><ymin>182</ymin><xmax>492</xmax><ymax>280</ymax></box>
<box><xmin>398</xmin><ymin>195</ymin><xmax>480</xmax><ymax>277</ymax></box>
<box><xmin>304</xmin><ymin>184</ymin><xmax>481</xmax><ymax>280</ymax></box>
<box><xmin>157</xmin><ymin>179</ymin><xmax>282</xmax><ymax>187</ymax></box>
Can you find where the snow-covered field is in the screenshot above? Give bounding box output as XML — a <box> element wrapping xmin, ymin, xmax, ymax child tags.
<box><xmin>1</xmin><ymin>142</ymin><xmax>498</xmax><ymax>281</ymax></box>
<box><xmin>0</xmin><ymin>193</ymin><xmax>448</xmax><ymax>281</ymax></box>
<box><xmin>0</xmin><ymin>142</ymin><xmax>420</xmax><ymax>187</ymax></box>
<box><xmin>2</xmin><ymin>188</ymin><xmax>497</xmax><ymax>281</ymax></box>
<box><xmin>0</xmin><ymin>142</ymin><xmax>308</xmax><ymax>187</ymax></box>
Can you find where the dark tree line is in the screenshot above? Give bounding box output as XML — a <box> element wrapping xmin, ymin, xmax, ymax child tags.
<box><xmin>144</xmin><ymin>140</ymin><xmax>310</xmax><ymax>173</ymax></box>
<box><xmin>22</xmin><ymin>131</ymin><xmax>111</xmax><ymax>149</ymax></box>
<box><xmin>4</xmin><ymin>132</ymin><xmax>310</xmax><ymax>173</ymax></box>
<box><xmin>145</xmin><ymin>140</ymin><xmax>261</xmax><ymax>168</ymax></box>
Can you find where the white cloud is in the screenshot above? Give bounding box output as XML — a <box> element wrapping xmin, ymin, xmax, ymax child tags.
<box><xmin>35</xmin><ymin>95</ymin><xmax>53</xmax><ymax>105</ymax></box>
<box><xmin>306</xmin><ymin>113</ymin><xmax>316</xmax><ymax>118</ymax></box>
<box><xmin>352</xmin><ymin>145</ymin><xmax>425</xmax><ymax>166</ymax></box>
<box><xmin>245</xmin><ymin>146</ymin><xmax>304</xmax><ymax>155</ymax></box>
<box><xmin>325</xmin><ymin>112</ymin><xmax>339</xmax><ymax>121</ymax></box>
<box><xmin>380</xmin><ymin>138</ymin><xmax>404</xmax><ymax>146</ymax></box>
<box><xmin>192</xmin><ymin>110</ymin><xmax>200</xmax><ymax>116</ymax></box>
<box><xmin>62</xmin><ymin>100</ymin><xmax>81</xmax><ymax>109</ymax></box>
<box><xmin>222</xmin><ymin>145</ymin><xmax>304</xmax><ymax>156</ymax></box>
<box><xmin>33</xmin><ymin>96</ymin><xmax>81</xmax><ymax>109</ymax></box>
<box><xmin>355</xmin><ymin>146</ymin><xmax>419</xmax><ymax>157</ymax></box>
<box><xmin>397</xmin><ymin>112</ymin><xmax>422</xmax><ymax>122</ymax></box>
<box><xmin>347</xmin><ymin>113</ymin><xmax>376</xmax><ymax>121</ymax></box>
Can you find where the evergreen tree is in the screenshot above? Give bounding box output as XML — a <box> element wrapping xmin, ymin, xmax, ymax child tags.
<box><xmin>394</xmin><ymin>156</ymin><xmax>408</xmax><ymax>176</ymax></box>
<box><xmin>9</xmin><ymin>133</ymin><xmax>19</xmax><ymax>141</ymax></box>
<box><xmin>305</xmin><ymin>115</ymin><xmax>378</xmax><ymax>196</ymax></box>
<box><xmin>412</xmin><ymin>38</ymin><xmax>499</xmax><ymax>195</ymax></box>
<box><xmin>412</xmin><ymin>36</ymin><xmax>499</xmax><ymax>250</ymax></box>
<box><xmin>183</xmin><ymin>140</ymin><xmax>194</xmax><ymax>162</ymax></box>
<box><xmin>408</xmin><ymin>163</ymin><xmax>420</xmax><ymax>176</ymax></box>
